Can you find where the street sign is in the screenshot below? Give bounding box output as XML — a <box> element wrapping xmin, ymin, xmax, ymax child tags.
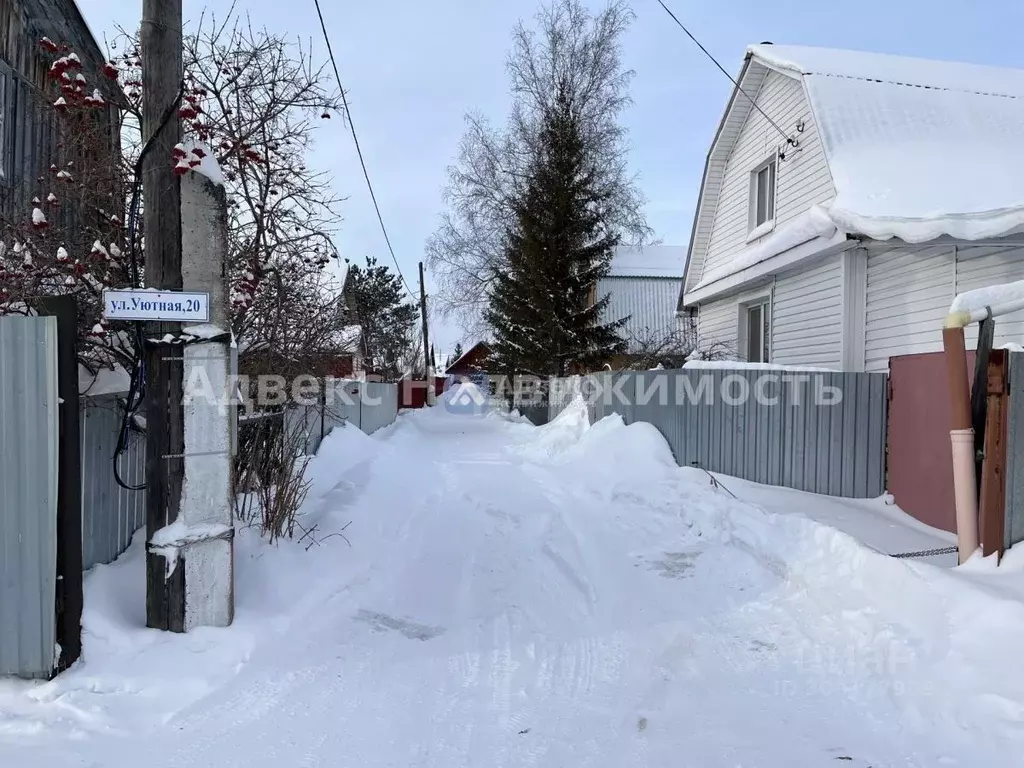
<box><xmin>103</xmin><ymin>289</ymin><xmax>211</xmax><ymax>322</ymax></box>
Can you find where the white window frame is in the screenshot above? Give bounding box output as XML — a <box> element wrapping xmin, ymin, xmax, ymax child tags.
<box><xmin>748</xmin><ymin>153</ymin><xmax>778</xmax><ymax>240</ymax></box>
<box><xmin>740</xmin><ymin>296</ymin><xmax>771</xmax><ymax>363</ymax></box>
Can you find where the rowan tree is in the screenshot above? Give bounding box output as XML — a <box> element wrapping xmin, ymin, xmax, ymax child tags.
<box><xmin>0</xmin><ymin>12</ymin><xmax>349</xmax><ymax>380</ymax></box>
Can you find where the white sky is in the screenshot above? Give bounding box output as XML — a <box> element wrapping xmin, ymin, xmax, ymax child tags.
<box><xmin>76</xmin><ymin>0</ymin><xmax>1024</xmax><ymax>352</ymax></box>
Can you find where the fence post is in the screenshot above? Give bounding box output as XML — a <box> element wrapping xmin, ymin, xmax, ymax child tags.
<box><xmin>980</xmin><ymin>350</ymin><xmax>1009</xmax><ymax>559</ymax></box>
<box><xmin>35</xmin><ymin>296</ymin><xmax>83</xmax><ymax>674</ymax></box>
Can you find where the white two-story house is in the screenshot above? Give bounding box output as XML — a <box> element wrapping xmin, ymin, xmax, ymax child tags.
<box><xmin>679</xmin><ymin>43</ymin><xmax>1024</xmax><ymax>372</ymax></box>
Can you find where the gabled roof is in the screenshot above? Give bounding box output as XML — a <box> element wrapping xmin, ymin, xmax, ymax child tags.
<box><xmin>445</xmin><ymin>340</ymin><xmax>491</xmax><ymax>373</ymax></box>
<box><xmin>683</xmin><ymin>44</ymin><xmax>1024</xmax><ymax>297</ymax></box>
<box><xmin>608</xmin><ymin>245</ymin><xmax>687</xmax><ymax>278</ymax></box>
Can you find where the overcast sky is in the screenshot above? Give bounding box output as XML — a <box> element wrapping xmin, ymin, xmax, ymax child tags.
<box><xmin>77</xmin><ymin>0</ymin><xmax>1023</xmax><ymax>352</ymax></box>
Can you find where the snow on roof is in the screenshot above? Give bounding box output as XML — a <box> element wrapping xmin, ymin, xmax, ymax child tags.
<box><xmin>748</xmin><ymin>44</ymin><xmax>1024</xmax><ymax>97</ymax></box>
<box><xmin>608</xmin><ymin>246</ymin><xmax>687</xmax><ymax>278</ymax></box>
<box><xmin>330</xmin><ymin>324</ymin><xmax>362</xmax><ymax>352</ymax></box>
<box><xmin>748</xmin><ymin>44</ymin><xmax>1024</xmax><ymax>243</ymax></box>
<box><xmin>693</xmin><ymin>206</ymin><xmax>836</xmax><ymax>291</ymax></box>
<box><xmin>79</xmin><ymin>363</ymin><xmax>131</xmax><ymax>396</ymax></box>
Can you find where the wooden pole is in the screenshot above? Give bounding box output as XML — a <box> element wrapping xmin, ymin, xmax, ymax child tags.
<box><xmin>418</xmin><ymin>261</ymin><xmax>433</xmax><ymax>404</ymax></box>
<box><xmin>943</xmin><ymin>325</ymin><xmax>979</xmax><ymax>563</ymax></box>
<box><xmin>141</xmin><ymin>0</ymin><xmax>185</xmax><ymax>631</ymax></box>
<box><xmin>979</xmin><ymin>350</ymin><xmax>1009</xmax><ymax>559</ymax></box>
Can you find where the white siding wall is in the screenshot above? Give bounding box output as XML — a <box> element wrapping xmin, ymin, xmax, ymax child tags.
<box><xmin>700</xmin><ymin>71</ymin><xmax>834</xmax><ymax>282</ymax></box>
<box><xmin>864</xmin><ymin>245</ymin><xmax>953</xmax><ymax>372</ymax></box>
<box><xmin>697</xmin><ymin>283</ymin><xmax>773</xmax><ymax>360</ymax></box>
<box><xmin>956</xmin><ymin>245</ymin><xmax>1024</xmax><ymax>349</ymax></box>
<box><xmin>697</xmin><ymin>296</ymin><xmax>739</xmax><ymax>356</ymax></box>
<box><xmin>772</xmin><ymin>254</ymin><xmax>843</xmax><ymax>368</ymax></box>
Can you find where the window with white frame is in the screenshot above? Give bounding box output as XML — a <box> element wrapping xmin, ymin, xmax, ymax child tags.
<box><xmin>743</xmin><ymin>298</ymin><xmax>770</xmax><ymax>363</ymax></box>
<box><xmin>750</xmin><ymin>156</ymin><xmax>776</xmax><ymax>230</ymax></box>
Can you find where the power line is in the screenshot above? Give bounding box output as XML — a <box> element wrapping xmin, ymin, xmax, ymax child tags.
<box><xmin>312</xmin><ymin>0</ymin><xmax>417</xmax><ymax>298</ymax></box>
<box><xmin>654</xmin><ymin>0</ymin><xmax>797</xmax><ymax>152</ymax></box>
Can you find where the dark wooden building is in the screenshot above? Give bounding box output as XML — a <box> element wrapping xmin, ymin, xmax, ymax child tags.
<box><xmin>445</xmin><ymin>341</ymin><xmax>492</xmax><ymax>377</ymax></box>
<box><xmin>0</xmin><ymin>0</ymin><xmax>117</xmax><ymax>215</ymax></box>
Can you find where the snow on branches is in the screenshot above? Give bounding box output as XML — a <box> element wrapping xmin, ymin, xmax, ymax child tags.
<box><xmin>4</xmin><ymin>18</ymin><xmax>348</xmax><ymax>374</ymax></box>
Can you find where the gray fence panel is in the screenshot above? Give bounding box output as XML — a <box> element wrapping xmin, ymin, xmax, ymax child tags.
<box><xmin>79</xmin><ymin>396</ymin><xmax>147</xmax><ymax>570</ymax></box>
<box><xmin>1006</xmin><ymin>353</ymin><xmax>1024</xmax><ymax>549</ymax></box>
<box><xmin>0</xmin><ymin>316</ymin><xmax>59</xmax><ymax>678</ymax></box>
<box><xmin>361</xmin><ymin>382</ymin><xmax>398</xmax><ymax>435</ymax></box>
<box><xmin>546</xmin><ymin>367</ymin><xmax>888</xmax><ymax>499</ymax></box>
<box><xmin>329</xmin><ymin>380</ymin><xmax>362</xmax><ymax>434</ymax></box>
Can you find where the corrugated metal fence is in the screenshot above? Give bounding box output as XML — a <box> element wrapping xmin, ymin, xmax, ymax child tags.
<box><xmin>1004</xmin><ymin>353</ymin><xmax>1024</xmax><ymax>549</ymax></box>
<box><xmin>547</xmin><ymin>367</ymin><xmax>888</xmax><ymax>498</ymax></box>
<box><xmin>79</xmin><ymin>395</ymin><xmax>147</xmax><ymax>570</ymax></box>
<box><xmin>0</xmin><ymin>316</ymin><xmax>59</xmax><ymax>678</ymax></box>
<box><xmin>286</xmin><ymin>380</ymin><xmax>399</xmax><ymax>456</ymax></box>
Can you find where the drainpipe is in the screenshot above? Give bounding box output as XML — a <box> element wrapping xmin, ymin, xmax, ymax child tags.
<box><xmin>941</xmin><ymin>321</ymin><xmax>978</xmax><ymax>564</ymax></box>
<box><xmin>944</xmin><ymin>293</ymin><xmax>1024</xmax><ymax>563</ymax></box>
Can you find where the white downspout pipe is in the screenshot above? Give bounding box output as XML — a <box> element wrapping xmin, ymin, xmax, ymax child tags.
<box><xmin>941</xmin><ymin>284</ymin><xmax>1024</xmax><ymax>563</ymax></box>
<box><xmin>942</xmin><ymin>313</ymin><xmax>979</xmax><ymax>564</ymax></box>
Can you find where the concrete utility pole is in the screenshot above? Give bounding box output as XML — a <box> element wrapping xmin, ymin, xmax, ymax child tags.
<box><xmin>141</xmin><ymin>0</ymin><xmax>186</xmax><ymax>630</ymax></box>
<box><xmin>418</xmin><ymin>261</ymin><xmax>435</xmax><ymax>405</ymax></box>
<box><xmin>176</xmin><ymin>172</ymin><xmax>235</xmax><ymax>629</ymax></box>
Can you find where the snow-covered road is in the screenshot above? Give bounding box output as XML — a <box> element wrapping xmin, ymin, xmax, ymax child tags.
<box><xmin>3</xmin><ymin>397</ymin><xmax>1024</xmax><ymax>766</ymax></box>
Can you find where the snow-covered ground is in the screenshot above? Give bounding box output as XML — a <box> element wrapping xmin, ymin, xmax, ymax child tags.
<box><xmin>3</xmin><ymin>390</ymin><xmax>1024</xmax><ymax>766</ymax></box>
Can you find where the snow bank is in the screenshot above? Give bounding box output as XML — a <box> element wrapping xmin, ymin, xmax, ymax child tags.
<box><xmin>534</xmin><ymin>402</ymin><xmax>1024</xmax><ymax>748</ymax></box>
<box><xmin>513</xmin><ymin>393</ymin><xmax>589</xmax><ymax>460</ymax></box>
<box><xmin>693</xmin><ymin>206</ymin><xmax>836</xmax><ymax>289</ymax></box>
<box><xmin>559</xmin><ymin>413</ymin><xmax>677</xmax><ymax>477</ymax></box>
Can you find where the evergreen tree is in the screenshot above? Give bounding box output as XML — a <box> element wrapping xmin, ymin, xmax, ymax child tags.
<box><xmin>486</xmin><ymin>82</ymin><xmax>627</xmax><ymax>377</ymax></box>
<box><xmin>451</xmin><ymin>342</ymin><xmax>464</xmax><ymax>361</ymax></box>
<box><xmin>344</xmin><ymin>256</ymin><xmax>419</xmax><ymax>380</ymax></box>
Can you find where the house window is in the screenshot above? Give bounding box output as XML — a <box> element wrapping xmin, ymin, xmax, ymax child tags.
<box><xmin>0</xmin><ymin>66</ymin><xmax>8</xmax><ymax>182</ymax></box>
<box><xmin>744</xmin><ymin>299</ymin><xmax>770</xmax><ymax>363</ymax></box>
<box><xmin>750</xmin><ymin>156</ymin><xmax>776</xmax><ymax>230</ymax></box>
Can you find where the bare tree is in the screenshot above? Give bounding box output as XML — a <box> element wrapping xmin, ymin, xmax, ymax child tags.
<box><xmin>0</xmin><ymin>40</ymin><xmax>136</xmax><ymax>374</ymax></box>
<box><xmin>426</xmin><ymin>0</ymin><xmax>652</xmax><ymax>335</ymax></box>
<box><xmin>1</xmin><ymin>12</ymin><xmax>347</xmax><ymax>379</ymax></box>
<box><xmin>619</xmin><ymin>326</ymin><xmax>698</xmax><ymax>370</ymax></box>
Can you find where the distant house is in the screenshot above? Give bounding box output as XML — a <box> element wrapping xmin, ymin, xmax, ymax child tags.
<box><xmin>0</xmin><ymin>0</ymin><xmax>118</xmax><ymax>214</ymax></box>
<box><xmin>679</xmin><ymin>44</ymin><xmax>1024</xmax><ymax>372</ymax></box>
<box><xmin>327</xmin><ymin>324</ymin><xmax>366</xmax><ymax>379</ymax></box>
<box><xmin>594</xmin><ymin>245</ymin><xmax>693</xmax><ymax>368</ymax></box>
<box><xmin>445</xmin><ymin>341</ymin><xmax>491</xmax><ymax>377</ymax></box>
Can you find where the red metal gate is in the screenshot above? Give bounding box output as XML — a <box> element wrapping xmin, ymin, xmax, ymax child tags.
<box><xmin>398</xmin><ymin>377</ymin><xmax>446</xmax><ymax>409</ymax></box>
<box><xmin>887</xmin><ymin>351</ymin><xmax>976</xmax><ymax>533</ymax></box>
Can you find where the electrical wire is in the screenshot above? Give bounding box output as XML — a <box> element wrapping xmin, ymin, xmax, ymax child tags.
<box><xmin>113</xmin><ymin>81</ymin><xmax>187</xmax><ymax>491</ymax></box>
<box><xmin>311</xmin><ymin>0</ymin><xmax>417</xmax><ymax>298</ymax></box>
<box><xmin>654</xmin><ymin>0</ymin><xmax>797</xmax><ymax>151</ymax></box>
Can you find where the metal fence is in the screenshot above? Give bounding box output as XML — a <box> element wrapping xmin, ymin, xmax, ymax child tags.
<box><xmin>1005</xmin><ymin>353</ymin><xmax>1024</xmax><ymax>549</ymax></box>
<box><xmin>0</xmin><ymin>316</ymin><xmax>59</xmax><ymax>678</ymax></box>
<box><xmin>547</xmin><ymin>367</ymin><xmax>889</xmax><ymax>498</ymax></box>
<box><xmin>79</xmin><ymin>395</ymin><xmax>147</xmax><ymax>570</ymax></box>
<box><xmin>286</xmin><ymin>380</ymin><xmax>399</xmax><ymax>456</ymax></box>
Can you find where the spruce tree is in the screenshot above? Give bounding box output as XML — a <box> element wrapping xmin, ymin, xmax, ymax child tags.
<box><xmin>486</xmin><ymin>81</ymin><xmax>628</xmax><ymax>377</ymax></box>
<box><xmin>345</xmin><ymin>256</ymin><xmax>419</xmax><ymax>380</ymax></box>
